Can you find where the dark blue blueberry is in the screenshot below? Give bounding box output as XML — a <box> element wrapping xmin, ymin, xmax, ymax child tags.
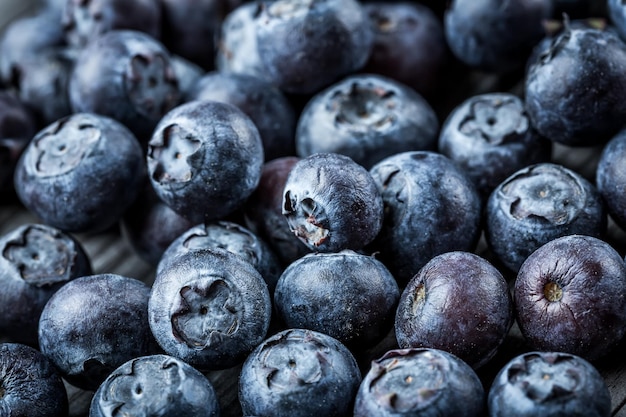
<box><xmin>354</xmin><ymin>348</ymin><xmax>485</xmax><ymax>417</ymax></box>
<box><xmin>596</xmin><ymin>128</ymin><xmax>626</xmax><ymax>232</ymax></box>
<box><xmin>444</xmin><ymin>0</ymin><xmax>552</xmax><ymax>72</ymax></box>
<box><xmin>61</xmin><ymin>0</ymin><xmax>162</xmax><ymax>48</ymax></box>
<box><xmin>296</xmin><ymin>74</ymin><xmax>439</xmax><ymax>169</ymax></box>
<box><xmin>282</xmin><ymin>152</ymin><xmax>384</xmax><ymax>252</ymax></box>
<box><xmin>157</xmin><ymin>220</ymin><xmax>283</xmax><ymax>294</ymax></box>
<box><xmin>488</xmin><ymin>351</ymin><xmax>611</xmax><ymax>417</ymax></box>
<box><xmin>485</xmin><ymin>163</ymin><xmax>607</xmax><ymax>273</ymax></box>
<box><xmin>238</xmin><ymin>328</ymin><xmax>361</xmax><ymax>417</ymax></box>
<box><xmin>187</xmin><ymin>71</ymin><xmax>297</xmax><ymax>161</ymax></box>
<box><xmin>0</xmin><ymin>342</ymin><xmax>68</xmax><ymax>417</ymax></box>
<box><xmin>395</xmin><ymin>251</ymin><xmax>513</xmax><ymax>369</ymax></box>
<box><xmin>89</xmin><ymin>354</ymin><xmax>220</xmax><ymax>417</ymax></box>
<box><xmin>362</xmin><ymin>2</ymin><xmax>448</xmax><ymax>97</ymax></box>
<box><xmin>38</xmin><ymin>274</ymin><xmax>159</xmax><ymax>391</ymax></box>
<box><xmin>147</xmin><ymin>100</ymin><xmax>264</xmax><ymax>224</ymax></box>
<box><xmin>148</xmin><ymin>249</ymin><xmax>272</xmax><ymax>371</ymax></box>
<box><xmin>367</xmin><ymin>151</ymin><xmax>482</xmax><ymax>286</ymax></box>
<box><xmin>274</xmin><ymin>250</ymin><xmax>399</xmax><ymax>350</ymax></box>
<box><xmin>438</xmin><ymin>92</ymin><xmax>552</xmax><ymax>201</ymax></box>
<box><xmin>0</xmin><ymin>223</ymin><xmax>91</xmax><ymax>346</ymax></box>
<box><xmin>14</xmin><ymin>112</ymin><xmax>146</xmax><ymax>233</ymax></box>
<box><xmin>514</xmin><ymin>234</ymin><xmax>626</xmax><ymax>362</ymax></box>
<box><xmin>254</xmin><ymin>0</ymin><xmax>373</xmax><ymax>94</ymax></box>
<box><xmin>243</xmin><ymin>156</ymin><xmax>312</xmax><ymax>266</ymax></box>
<box><xmin>68</xmin><ymin>30</ymin><xmax>180</xmax><ymax>140</ymax></box>
<box><xmin>525</xmin><ymin>23</ymin><xmax>626</xmax><ymax>146</ymax></box>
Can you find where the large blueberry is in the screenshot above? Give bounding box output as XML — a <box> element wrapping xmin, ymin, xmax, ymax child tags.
<box><xmin>296</xmin><ymin>73</ymin><xmax>439</xmax><ymax>169</ymax></box>
<box><xmin>14</xmin><ymin>112</ymin><xmax>146</xmax><ymax>233</ymax></box>
<box><xmin>596</xmin><ymin>128</ymin><xmax>626</xmax><ymax>232</ymax></box>
<box><xmin>38</xmin><ymin>274</ymin><xmax>159</xmax><ymax>391</ymax></box>
<box><xmin>282</xmin><ymin>152</ymin><xmax>384</xmax><ymax>252</ymax></box>
<box><xmin>438</xmin><ymin>92</ymin><xmax>552</xmax><ymax>201</ymax></box>
<box><xmin>90</xmin><ymin>354</ymin><xmax>220</xmax><ymax>417</ymax></box>
<box><xmin>0</xmin><ymin>342</ymin><xmax>68</xmax><ymax>417</ymax></box>
<box><xmin>274</xmin><ymin>250</ymin><xmax>399</xmax><ymax>350</ymax></box>
<box><xmin>485</xmin><ymin>163</ymin><xmax>607</xmax><ymax>273</ymax></box>
<box><xmin>148</xmin><ymin>249</ymin><xmax>272</xmax><ymax>371</ymax></box>
<box><xmin>368</xmin><ymin>151</ymin><xmax>482</xmax><ymax>285</ymax></box>
<box><xmin>147</xmin><ymin>100</ymin><xmax>264</xmax><ymax>224</ymax></box>
<box><xmin>354</xmin><ymin>348</ymin><xmax>485</xmax><ymax>417</ymax></box>
<box><xmin>0</xmin><ymin>223</ymin><xmax>91</xmax><ymax>346</ymax></box>
<box><xmin>395</xmin><ymin>251</ymin><xmax>513</xmax><ymax>369</ymax></box>
<box><xmin>238</xmin><ymin>328</ymin><xmax>361</xmax><ymax>417</ymax></box>
<box><xmin>488</xmin><ymin>351</ymin><xmax>611</xmax><ymax>417</ymax></box>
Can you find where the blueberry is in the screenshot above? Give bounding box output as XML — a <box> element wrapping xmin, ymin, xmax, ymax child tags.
<box><xmin>367</xmin><ymin>151</ymin><xmax>482</xmax><ymax>285</ymax></box>
<box><xmin>157</xmin><ymin>220</ymin><xmax>283</xmax><ymax>294</ymax></box>
<box><xmin>89</xmin><ymin>354</ymin><xmax>220</xmax><ymax>417</ymax></box>
<box><xmin>238</xmin><ymin>328</ymin><xmax>362</xmax><ymax>417</ymax></box>
<box><xmin>147</xmin><ymin>100</ymin><xmax>264</xmax><ymax>224</ymax></box>
<box><xmin>38</xmin><ymin>274</ymin><xmax>159</xmax><ymax>391</ymax></box>
<box><xmin>444</xmin><ymin>0</ymin><xmax>553</xmax><ymax>72</ymax></box>
<box><xmin>438</xmin><ymin>92</ymin><xmax>552</xmax><ymax>201</ymax></box>
<box><xmin>61</xmin><ymin>0</ymin><xmax>162</xmax><ymax>48</ymax></box>
<box><xmin>68</xmin><ymin>30</ymin><xmax>180</xmax><ymax>140</ymax></box>
<box><xmin>14</xmin><ymin>112</ymin><xmax>146</xmax><ymax>233</ymax></box>
<box><xmin>485</xmin><ymin>163</ymin><xmax>607</xmax><ymax>273</ymax></box>
<box><xmin>187</xmin><ymin>71</ymin><xmax>297</xmax><ymax>161</ymax></box>
<box><xmin>253</xmin><ymin>0</ymin><xmax>373</xmax><ymax>94</ymax></box>
<box><xmin>596</xmin><ymin>128</ymin><xmax>626</xmax><ymax>232</ymax></box>
<box><xmin>170</xmin><ymin>54</ymin><xmax>204</xmax><ymax>100</ymax></box>
<box><xmin>395</xmin><ymin>251</ymin><xmax>513</xmax><ymax>369</ymax></box>
<box><xmin>525</xmin><ymin>23</ymin><xmax>626</xmax><ymax>146</ymax></box>
<box><xmin>274</xmin><ymin>250</ymin><xmax>399</xmax><ymax>350</ymax></box>
<box><xmin>488</xmin><ymin>351</ymin><xmax>611</xmax><ymax>417</ymax></box>
<box><xmin>354</xmin><ymin>348</ymin><xmax>485</xmax><ymax>417</ymax></box>
<box><xmin>148</xmin><ymin>249</ymin><xmax>272</xmax><ymax>371</ymax></box>
<box><xmin>608</xmin><ymin>0</ymin><xmax>626</xmax><ymax>42</ymax></box>
<box><xmin>0</xmin><ymin>223</ymin><xmax>91</xmax><ymax>346</ymax></box>
<box><xmin>514</xmin><ymin>234</ymin><xmax>626</xmax><ymax>362</ymax></box>
<box><xmin>282</xmin><ymin>152</ymin><xmax>384</xmax><ymax>252</ymax></box>
<box><xmin>0</xmin><ymin>342</ymin><xmax>68</xmax><ymax>417</ymax></box>
<box><xmin>295</xmin><ymin>73</ymin><xmax>440</xmax><ymax>169</ymax></box>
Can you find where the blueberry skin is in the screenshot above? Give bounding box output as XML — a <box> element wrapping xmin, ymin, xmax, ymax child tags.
<box><xmin>69</xmin><ymin>30</ymin><xmax>180</xmax><ymax>140</ymax></box>
<box><xmin>187</xmin><ymin>71</ymin><xmax>297</xmax><ymax>161</ymax></box>
<box><xmin>438</xmin><ymin>92</ymin><xmax>552</xmax><ymax>201</ymax></box>
<box><xmin>596</xmin><ymin>128</ymin><xmax>626</xmax><ymax>232</ymax></box>
<box><xmin>444</xmin><ymin>0</ymin><xmax>552</xmax><ymax>72</ymax></box>
<box><xmin>282</xmin><ymin>152</ymin><xmax>384</xmax><ymax>252</ymax></box>
<box><xmin>244</xmin><ymin>156</ymin><xmax>312</xmax><ymax>266</ymax></box>
<box><xmin>0</xmin><ymin>223</ymin><xmax>91</xmax><ymax>346</ymax></box>
<box><xmin>62</xmin><ymin>0</ymin><xmax>162</xmax><ymax>48</ymax></box>
<box><xmin>525</xmin><ymin>25</ymin><xmax>626</xmax><ymax>146</ymax></box>
<box><xmin>89</xmin><ymin>354</ymin><xmax>220</xmax><ymax>417</ymax></box>
<box><xmin>609</xmin><ymin>0</ymin><xmax>626</xmax><ymax>42</ymax></box>
<box><xmin>148</xmin><ymin>249</ymin><xmax>272</xmax><ymax>371</ymax></box>
<box><xmin>368</xmin><ymin>151</ymin><xmax>482</xmax><ymax>286</ymax></box>
<box><xmin>514</xmin><ymin>234</ymin><xmax>626</xmax><ymax>362</ymax></box>
<box><xmin>274</xmin><ymin>250</ymin><xmax>400</xmax><ymax>350</ymax></box>
<box><xmin>354</xmin><ymin>348</ymin><xmax>485</xmax><ymax>417</ymax></box>
<box><xmin>238</xmin><ymin>328</ymin><xmax>362</xmax><ymax>417</ymax></box>
<box><xmin>0</xmin><ymin>343</ymin><xmax>68</xmax><ymax>417</ymax></box>
<box><xmin>157</xmin><ymin>220</ymin><xmax>283</xmax><ymax>294</ymax></box>
<box><xmin>148</xmin><ymin>100</ymin><xmax>264</xmax><ymax>224</ymax></box>
<box><xmin>485</xmin><ymin>163</ymin><xmax>607</xmax><ymax>273</ymax></box>
<box><xmin>170</xmin><ymin>54</ymin><xmax>204</xmax><ymax>100</ymax></box>
<box><xmin>395</xmin><ymin>251</ymin><xmax>513</xmax><ymax>369</ymax></box>
<box><xmin>254</xmin><ymin>0</ymin><xmax>373</xmax><ymax>94</ymax></box>
<box><xmin>14</xmin><ymin>112</ymin><xmax>146</xmax><ymax>233</ymax></box>
<box><xmin>488</xmin><ymin>351</ymin><xmax>611</xmax><ymax>417</ymax></box>
<box><xmin>38</xmin><ymin>274</ymin><xmax>159</xmax><ymax>391</ymax></box>
<box><xmin>296</xmin><ymin>73</ymin><xmax>439</xmax><ymax>169</ymax></box>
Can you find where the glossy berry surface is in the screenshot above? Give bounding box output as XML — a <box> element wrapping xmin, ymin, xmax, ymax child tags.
<box><xmin>354</xmin><ymin>348</ymin><xmax>485</xmax><ymax>417</ymax></box>
<box><xmin>488</xmin><ymin>351</ymin><xmax>611</xmax><ymax>417</ymax></box>
<box><xmin>238</xmin><ymin>328</ymin><xmax>361</xmax><ymax>417</ymax></box>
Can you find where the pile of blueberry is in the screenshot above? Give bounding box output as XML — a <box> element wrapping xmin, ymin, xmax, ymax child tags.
<box><xmin>1</xmin><ymin>0</ymin><xmax>626</xmax><ymax>416</ymax></box>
